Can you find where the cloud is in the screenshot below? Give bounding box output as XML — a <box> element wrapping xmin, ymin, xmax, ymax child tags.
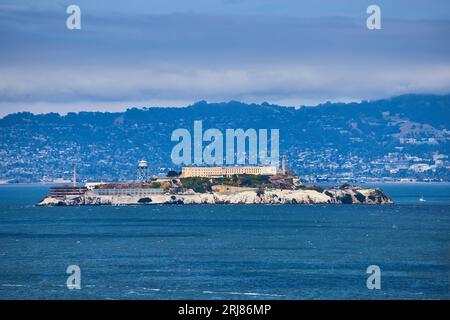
<box><xmin>0</xmin><ymin>8</ymin><xmax>449</xmax><ymax>115</ymax></box>
<box><xmin>2</xmin><ymin>0</ymin><xmax>450</xmax><ymax>18</ymax></box>
<box><xmin>1</xmin><ymin>62</ymin><xmax>450</xmax><ymax>112</ymax></box>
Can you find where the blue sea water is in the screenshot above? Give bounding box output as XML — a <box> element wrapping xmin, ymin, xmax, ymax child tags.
<box><xmin>0</xmin><ymin>184</ymin><xmax>448</xmax><ymax>300</ymax></box>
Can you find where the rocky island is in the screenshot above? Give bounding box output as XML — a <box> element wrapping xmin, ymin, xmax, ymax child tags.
<box><xmin>37</xmin><ymin>173</ymin><xmax>393</xmax><ymax>206</ymax></box>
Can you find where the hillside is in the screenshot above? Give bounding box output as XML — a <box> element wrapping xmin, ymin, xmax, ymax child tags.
<box><xmin>0</xmin><ymin>94</ymin><xmax>449</xmax><ymax>182</ymax></box>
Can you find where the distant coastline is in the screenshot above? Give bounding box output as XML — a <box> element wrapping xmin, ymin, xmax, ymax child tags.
<box><xmin>2</xmin><ymin>180</ymin><xmax>449</xmax><ymax>187</ymax></box>
<box><xmin>1</xmin><ymin>94</ymin><xmax>449</xmax><ymax>183</ymax></box>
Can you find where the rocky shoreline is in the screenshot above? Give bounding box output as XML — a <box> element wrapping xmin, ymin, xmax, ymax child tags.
<box><xmin>37</xmin><ymin>185</ymin><xmax>393</xmax><ymax>206</ymax></box>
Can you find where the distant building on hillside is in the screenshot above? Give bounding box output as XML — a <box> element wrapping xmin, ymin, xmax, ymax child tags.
<box><xmin>180</xmin><ymin>166</ymin><xmax>278</xmax><ymax>178</ymax></box>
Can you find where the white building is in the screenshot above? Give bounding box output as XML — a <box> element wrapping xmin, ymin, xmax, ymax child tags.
<box><xmin>180</xmin><ymin>166</ymin><xmax>278</xmax><ymax>178</ymax></box>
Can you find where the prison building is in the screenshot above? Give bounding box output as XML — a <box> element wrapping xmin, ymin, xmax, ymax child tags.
<box><xmin>180</xmin><ymin>166</ymin><xmax>278</xmax><ymax>178</ymax></box>
<box><xmin>48</xmin><ymin>186</ymin><xmax>88</xmax><ymax>199</ymax></box>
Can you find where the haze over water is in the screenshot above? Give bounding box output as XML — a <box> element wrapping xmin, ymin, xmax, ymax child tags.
<box><xmin>0</xmin><ymin>184</ymin><xmax>448</xmax><ymax>299</ymax></box>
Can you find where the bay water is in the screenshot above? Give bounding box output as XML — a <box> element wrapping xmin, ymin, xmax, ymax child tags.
<box><xmin>0</xmin><ymin>184</ymin><xmax>448</xmax><ymax>299</ymax></box>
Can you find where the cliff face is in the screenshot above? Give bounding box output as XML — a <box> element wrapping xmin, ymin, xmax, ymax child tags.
<box><xmin>37</xmin><ymin>185</ymin><xmax>393</xmax><ymax>206</ymax></box>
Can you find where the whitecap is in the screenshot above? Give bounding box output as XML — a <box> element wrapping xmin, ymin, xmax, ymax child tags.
<box><xmin>1</xmin><ymin>284</ymin><xmax>25</xmax><ymax>287</ymax></box>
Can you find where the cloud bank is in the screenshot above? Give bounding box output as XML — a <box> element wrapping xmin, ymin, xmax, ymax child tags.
<box><xmin>0</xmin><ymin>3</ymin><xmax>449</xmax><ymax>115</ymax></box>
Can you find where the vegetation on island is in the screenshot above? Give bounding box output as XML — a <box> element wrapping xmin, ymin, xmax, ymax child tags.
<box><xmin>148</xmin><ymin>181</ymin><xmax>161</xmax><ymax>188</ymax></box>
<box><xmin>179</xmin><ymin>177</ymin><xmax>213</xmax><ymax>193</ymax></box>
<box><xmin>296</xmin><ymin>185</ymin><xmax>324</xmax><ymax>192</ymax></box>
<box><xmin>138</xmin><ymin>197</ymin><xmax>152</xmax><ymax>203</ymax></box>
<box><xmin>179</xmin><ymin>174</ymin><xmax>275</xmax><ymax>193</ymax></box>
<box><xmin>91</xmin><ymin>174</ymin><xmax>334</xmax><ymax>195</ymax></box>
<box><xmin>166</xmin><ymin>170</ymin><xmax>181</xmax><ymax>177</ymax></box>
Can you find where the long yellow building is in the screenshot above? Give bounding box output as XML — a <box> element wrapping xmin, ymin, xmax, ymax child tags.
<box><xmin>181</xmin><ymin>166</ymin><xmax>278</xmax><ymax>178</ymax></box>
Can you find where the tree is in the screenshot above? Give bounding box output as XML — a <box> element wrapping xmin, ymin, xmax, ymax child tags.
<box><xmin>180</xmin><ymin>177</ymin><xmax>212</xmax><ymax>193</ymax></box>
<box><xmin>138</xmin><ymin>197</ymin><xmax>152</xmax><ymax>204</ymax></box>
<box><xmin>167</xmin><ymin>170</ymin><xmax>180</xmax><ymax>177</ymax></box>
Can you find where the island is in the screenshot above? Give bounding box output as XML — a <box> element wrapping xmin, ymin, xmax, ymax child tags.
<box><xmin>37</xmin><ymin>172</ymin><xmax>393</xmax><ymax>206</ymax></box>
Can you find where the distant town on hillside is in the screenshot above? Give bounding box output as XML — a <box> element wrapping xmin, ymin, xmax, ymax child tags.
<box><xmin>0</xmin><ymin>94</ymin><xmax>449</xmax><ymax>184</ymax></box>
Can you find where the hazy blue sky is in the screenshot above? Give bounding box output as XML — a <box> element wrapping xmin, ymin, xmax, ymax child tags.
<box><xmin>1</xmin><ymin>0</ymin><xmax>449</xmax><ymax>115</ymax></box>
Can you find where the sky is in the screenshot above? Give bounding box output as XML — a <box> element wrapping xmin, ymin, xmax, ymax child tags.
<box><xmin>0</xmin><ymin>0</ymin><xmax>450</xmax><ymax>115</ymax></box>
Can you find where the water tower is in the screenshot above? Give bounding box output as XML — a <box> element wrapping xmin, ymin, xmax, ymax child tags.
<box><xmin>137</xmin><ymin>160</ymin><xmax>148</xmax><ymax>182</ymax></box>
